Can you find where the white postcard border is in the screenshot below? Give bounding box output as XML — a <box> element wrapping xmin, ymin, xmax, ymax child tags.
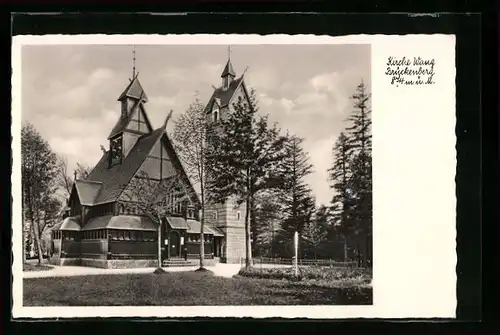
<box><xmin>12</xmin><ymin>33</ymin><xmax>456</xmax><ymax>319</ymax></box>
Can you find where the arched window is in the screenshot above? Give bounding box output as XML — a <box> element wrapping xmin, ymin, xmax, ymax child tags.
<box><xmin>213</xmin><ymin>109</ymin><xmax>219</xmax><ymax>122</ymax></box>
<box><xmin>237</xmin><ymin>211</ymin><xmax>241</xmax><ymax>221</ymax></box>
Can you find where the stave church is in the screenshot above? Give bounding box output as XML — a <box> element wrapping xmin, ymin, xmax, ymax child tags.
<box><xmin>49</xmin><ymin>53</ymin><xmax>248</xmax><ymax>268</ymax></box>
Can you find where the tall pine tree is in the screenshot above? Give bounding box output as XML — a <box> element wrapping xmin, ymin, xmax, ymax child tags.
<box><xmin>345</xmin><ymin>81</ymin><xmax>372</xmax><ymax>266</ymax></box>
<box><xmin>206</xmin><ymin>88</ymin><xmax>288</xmax><ymax>268</ymax></box>
<box><xmin>328</xmin><ymin>132</ymin><xmax>355</xmax><ymax>261</ymax></box>
<box><xmin>278</xmin><ymin>135</ymin><xmax>315</xmax><ymax>245</ymax></box>
<box><xmin>252</xmin><ymin>190</ymin><xmax>283</xmax><ymax>257</ymax></box>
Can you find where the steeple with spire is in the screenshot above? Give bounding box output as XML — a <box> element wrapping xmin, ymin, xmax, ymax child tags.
<box><xmin>221</xmin><ymin>46</ymin><xmax>236</xmax><ymax>90</ymax></box>
<box><xmin>107</xmin><ymin>47</ymin><xmax>154</xmax><ymax>167</ymax></box>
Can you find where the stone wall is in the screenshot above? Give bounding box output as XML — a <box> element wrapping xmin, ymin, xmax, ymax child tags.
<box><xmin>206</xmin><ymin>196</ymin><xmax>247</xmax><ymax>263</ymax></box>
<box><xmin>222</xmin><ymin>226</ymin><xmax>246</xmax><ymax>263</ymax></box>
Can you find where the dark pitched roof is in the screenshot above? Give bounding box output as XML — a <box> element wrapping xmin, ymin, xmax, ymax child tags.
<box><xmin>186</xmin><ymin>219</ymin><xmax>224</xmax><ymax>236</ymax></box>
<box><xmin>51</xmin><ymin>221</ymin><xmax>63</xmax><ymax>232</ymax></box>
<box><xmin>58</xmin><ymin>216</ymin><xmax>81</xmax><ymax>231</ymax></box>
<box><xmin>74</xmin><ymin>180</ymin><xmax>103</xmax><ymax>205</ymax></box>
<box><xmin>118</xmin><ymin>75</ymin><xmax>148</xmax><ymax>102</ymax></box>
<box><xmin>86</xmin><ymin>126</ymin><xmax>201</xmax><ymax>207</ymax></box>
<box><xmin>221</xmin><ymin>59</ymin><xmax>236</xmax><ymax>77</ymax></box>
<box><xmin>204</xmin><ymin>76</ymin><xmax>244</xmax><ymax>114</ymax></box>
<box><xmin>166</xmin><ymin>216</ymin><xmax>189</xmax><ymax>230</ymax></box>
<box><xmin>86</xmin><ymin>127</ymin><xmax>166</xmax><ymax>204</ymax></box>
<box><xmin>83</xmin><ymin>215</ymin><xmax>157</xmax><ymax>231</ymax></box>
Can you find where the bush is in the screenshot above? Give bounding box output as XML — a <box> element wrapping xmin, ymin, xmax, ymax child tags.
<box><xmin>238</xmin><ymin>267</ymin><xmax>302</xmax><ymax>281</ymax></box>
<box><xmin>23</xmin><ymin>263</ymin><xmax>53</xmax><ymax>272</ymax></box>
<box><xmin>238</xmin><ymin>266</ymin><xmax>372</xmax><ymax>286</ymax></box>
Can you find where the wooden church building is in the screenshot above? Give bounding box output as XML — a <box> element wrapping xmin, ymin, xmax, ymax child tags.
<box><xmin>50</xmin><ymin>55</ymin><xmax>248</xmax><ymax>268</ymax></box>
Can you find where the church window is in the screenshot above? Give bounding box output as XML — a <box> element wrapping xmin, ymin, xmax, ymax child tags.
<box><xmin>237</xmin><ymin>211</ymin><xmax>241</xmax><ymax>221</ymax></box>
<box><xmin>213</xmin><ymin>109</ymin><xmax>219</xmax><ymax>122</ymax></box>
<box><xmin>110</xmin><ymin>135</ymin><xmax>123</xmax><ymax>166</ymax></box>
<box><xmin>121</xmin><ymin>101</ymin><xmax>127</xmax><ymax>118</ymax></box>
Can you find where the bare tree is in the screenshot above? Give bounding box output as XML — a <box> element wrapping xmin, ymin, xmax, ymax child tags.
<box><xmin>173</xmin><ymin>95</ymin><xmax>212</xmax><ymax>269</ymax></box>
<box><xmin>56</xmin><ymin>156</ymin><xmax>73</xmax><ymax>199</ymax></box>
<box><xmin>75</xmin><ymin>162</ymin><xmax>92</xmax><ymax>180</ymax></box>
<box><xmin>56</xmin><ymin>155</ymin><xmax>93</xmax><ymax>200</ymax></box>
<box><xmin>121</xmin><ymin>171</ymin><xmax>195</xmax><ymax>269</ymax></box>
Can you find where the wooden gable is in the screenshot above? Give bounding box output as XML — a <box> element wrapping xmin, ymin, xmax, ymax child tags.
<box><xmin>135</xmin><ymin>134</ymin><xmax>175</xmax><ymax>181</ymax></box>
<box><xmin>125</xmin><ymin>105</ymin><xmax>153</xmax><ymax>134</ymax></box>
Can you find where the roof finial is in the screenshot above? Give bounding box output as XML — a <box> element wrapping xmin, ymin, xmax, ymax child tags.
<box><xmin>73</xmin><ymin>170</ymin><xmax>77</xmax><ymax>181</ymax></box>
<box><xmin>228</xmin><ymin>45</ymin><xmax>231</xmax><ymax>61</ymax></box>
<box><xmin>242</xmin><ymin>66</ymin><xmax>249</xmax><ymax>77</ymax></box>
<box><xmin>132</xmin><ymin>45</ymin><xmax>136</xmax><ymax>78</ymax></box>
<box><xmin>163</xmin><ymin>109</ymin><xmax>174</xmax><ymax>129</ymax></box>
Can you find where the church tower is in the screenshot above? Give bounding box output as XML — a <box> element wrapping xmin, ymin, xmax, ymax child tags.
<box><xmin>204</xmin><ymin>49</ymin><xmax>249</xmax><ymax>263</ymax></box>
<box><xmin>107</xmin><ymin>73</ymin><xmax>153</xmax><ymax>168</ymax></box>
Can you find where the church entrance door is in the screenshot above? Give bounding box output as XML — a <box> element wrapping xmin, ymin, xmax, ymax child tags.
<box><xmin>169</xmin><ymin>231</ymin><xmax>180</xmax><ymax>258</ymax></box>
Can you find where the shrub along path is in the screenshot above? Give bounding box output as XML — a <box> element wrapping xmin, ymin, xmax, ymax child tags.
<box><xmin>23</xmin><ymin>270</ymin><xmax>372</xmax><ymax>306</ymax></box>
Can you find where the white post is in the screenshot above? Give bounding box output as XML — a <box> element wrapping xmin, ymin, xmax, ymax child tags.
<box><xmin>158</xmin><ymin>219</ymin><xmax>162</xmax><ymax>268</ymax></box>
<box><xmin>294</xmin><ymin>231</ymin><xmax>299</xmax><ymax>276</ymax></box>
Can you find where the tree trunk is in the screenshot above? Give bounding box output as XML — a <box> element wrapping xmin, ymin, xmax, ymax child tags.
<box><xmin>32</xmin><ymin>218</ymin><xmax>43</xmax><ymax>264</ymax></box>
<box><xmin>157</xmin><ymin>219</ymin><xmax>162</xmax><ymax>268</ymax></box>
<box><xmin>244</xmin><ymin>194</ymin><xmax>252</xmax><ymax>268</ymax></box>
<box><xmin>199</xmin><ymin>209</ymin><xmax>205</xmax><ymax>269</ymax></box>
<box><xmin>22</xmin><ymin>219</ymin><xmax>26</xmax><ymax>264</ymax></box>
<box><xmin>343</xmin><ymin>235</ymin><xmax>348</xmax><ymax>262</ymax></box>
<box><xmin>356</xmin><ymin>241</ymin><xmax>361</xmax><ymax>267</ymax></box>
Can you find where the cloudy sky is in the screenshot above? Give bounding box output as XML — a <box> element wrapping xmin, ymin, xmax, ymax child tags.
<box><xmin>21</xmin><ymin>44</ymin><xmax>370</xmax><ymax>206</ymax></box>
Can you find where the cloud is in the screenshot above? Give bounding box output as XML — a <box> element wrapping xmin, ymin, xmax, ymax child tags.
<box><xmin>304</xmin><ymin>136</ymin><xmax>336</xmax><ymax>206</ymax></box>
<box><xmin>310</xmin><ymin>72</ymin><xmax>342</xmax><ymax>92</ymax></box>
<box><xmin>246</xmin><ymin>68</ymin><xmax>281</xmax><ymax>92</ymax></box>
<box><xmin>279</xmin><ymin>98</ymin><xmax>295</xmax><ymax>114</ymax></box>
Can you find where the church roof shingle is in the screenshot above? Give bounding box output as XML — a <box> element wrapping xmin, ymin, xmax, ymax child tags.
<box><xmin>221</xmin><ymin>60</ymin><xmax>236</xmax><ymax>77</ymax></box>
<box><xmin>87</xmin><ymin>127</ymin><xmax>166</xmax><ymax>204</ymax></box>
<box><xmin>166</xmin><ymin>216</ymin><xmax>189</xmax><ymax>230</ymax></box>
<box><xmin>118</xmin><ymin>75</ymin><xmax>149</xmax><ymax>102</ymax></box>
<box><xmin>186</xmin><ymin>219</ymin><xmax>224</xmax><ymax>236</ymax></box>
<box><xmin>108</xmin><ymin>93</ymin><xmax>152</xmax><ymax>140</ymax></box>
<box><xmin>74</xmin><ymin>180</ymin><xmax>103</xmax><ymax>206</ymax></box>
<box><xmin>204</xmin><ymin>76</ymin><xmax>244</xmax><ymax>114</ymax></box>
<box><xmin>83</xmin><ymin>215</ymin><xmax>157</xmax><ymax>231</ymax></box>
<box><xmin>58</xmin><ymin>216</ymin><xmax>82</xmax><ymax>231</ymax></box>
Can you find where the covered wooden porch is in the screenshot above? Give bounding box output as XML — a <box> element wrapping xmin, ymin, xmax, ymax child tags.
<box><xmin>161</xmin><ymin>216</ymin><xmax>224</xmax><ymax>260</ymax></box>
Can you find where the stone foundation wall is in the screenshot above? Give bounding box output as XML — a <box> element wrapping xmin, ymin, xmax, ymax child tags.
<box><xmin>49</xmin><ymin>257</ymin><xmax>221</xmax><ymax>268</ymax></box>
<box><xmin>52</xmin><ymin>258</ymin><xmax>82</xmax><ymax>266</ymax></box>
<box><xmin>81</xmin><ymin>258</ymin><xmax>159</xmax><ymax>269</ymax></box>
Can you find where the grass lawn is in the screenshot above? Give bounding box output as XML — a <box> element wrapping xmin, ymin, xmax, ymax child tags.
<box><xmin>24</xmin><ymin>270</ymin><xmax>372</xmax><ymax>306</ymax></box>
<box><xmin>23</xmin><ymin>263</ymin><xmax>53</xmax><ymax>272</ymax></box>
